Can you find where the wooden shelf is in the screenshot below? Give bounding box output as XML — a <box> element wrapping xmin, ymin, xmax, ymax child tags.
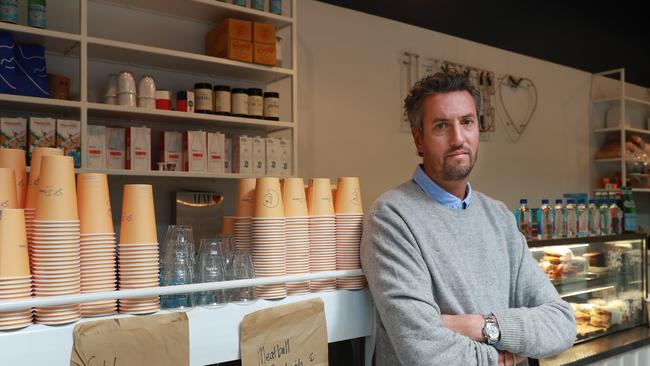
<box><xmin>87</xmin><ymin>36</ymin><xmax>293</xmax><ymax>83</ymax></box>
<box><xmin>0</xmin><ymin>93</ymin><xmax>81</xmax><ymax>114</ymax></box>
<box><xmin>0</xmin><ymin>22</ymin><xmax>80</xmax><ymax>55</ymax></box>
<box><xmin>87</xmin><ymin>102</ymin><xmax>293</xmax><ymax>132</ymax></box>
<box><xmin>94</xmin><ymin>0</ymin><xmax>294</xmax><ymax>28</ymax></box>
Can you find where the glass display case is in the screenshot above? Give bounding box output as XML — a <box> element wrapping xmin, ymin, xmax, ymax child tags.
<box><xmin>528</xmin><ymin>233</ymin><xmax>647</xmax><ymax>344</ymax></box>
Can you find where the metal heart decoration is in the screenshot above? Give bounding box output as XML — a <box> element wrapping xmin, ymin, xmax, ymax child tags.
<box><xmin>497</xmin><ymin>75</ymin><xmax>538</xmax><ymax>142</ymax></box>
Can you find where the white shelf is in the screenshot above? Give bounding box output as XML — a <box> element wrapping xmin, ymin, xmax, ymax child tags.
<box><xmin>0</xmin><ymin>93</ymin><xmax>81</xmax><ymax>114</ymax></box>
<box><xmin>87</xmin><ymin>36</ymin><xmax>293</xmax><ymax>83</ymax></box>
<box><xmin>87</xmin><ymin>102</ymin><xmax>293</xmax><ymax>132</ymax></box>
<box><xmin>592</xmin><ymin>96</ymin><xmax>650</xmax><ymax>108</ymax></box>
<box><xmin>94</xmin><ymin>0</ymin><xmax>294</xmax><ymax>28</ymax></box>
<box><xmin>593</xmin><ymin>127</ymin><xmax>650</xmax><ymax>136</ymax></box>
<box><xmin>0</xmin><ymin>290</ymin><xmax>373</xmax><ymax>366</ymax></box>
<box><xmin>82</xmin><ymin>168</ymin><xmax>274</xmax><ymax>180</ymax></box>
<box><xmin>594</xmin><ymin>188</ymin><xmax>650</xmax><ymax>193</ymax></box>
<box><xmin>0</xmin><ymin>22</ymin><xmax>80</xmax><ymax>55</ymax></box>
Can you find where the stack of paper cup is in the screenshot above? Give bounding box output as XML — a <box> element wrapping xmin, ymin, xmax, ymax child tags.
<box><xmin>24</xmin><ymin>148</ymin><xmax>63</xmax><ymax>253</ymax></box>
<box><xmin>0</xmin><ymin>168</ymin><xmax>18</xmax><ymax>209</ymax></box>
<box><xmin>234</xmin><ymin>178</ymin><xmax>256</xmax><ymax>252</ymax></box>
<box><xmin>118</xmin><ymin>184</ymin><xmax>160</xmax><ymax>314</ymax></box>
<box><xmin>335</xmin><ymin>177</ymin><xmax>365</xmax><ymax>289</ymax></box>
<box><xmin>251</xmin><ymin>177</ymin><xmax>287</xmax><ymax>299</ymax></box>
<box><xmin>0</xmin><ymin>148</ymin><xmax>27</xmax><ymax>208</ymax></box>
<box><xmin>221</xmin><ymin>216</ymin><xmax>235</xmax><ymax>236</ymax></box>
<box><xmin>77</xmin><ymin>173</ymin><xmax>117</xmax><ymax>317</ymax></box>
<box><xmin>308</xmin><ymin>178</ymin><xmax>336</xmax><ymax>292</ymax></box>
<box><xmin>283</xmin><ymin>178</ymin><xmax>310</xmax><ymax>295</ymax></box>
<box><xmin>0</xmin><ymin>209</ymin><xmax>33</xmax><ymax>330</ymax></box>
<box><xmin>31</xmin><ymin>155</ymin><xmax>81</xmax><ymax>325</ymax></box>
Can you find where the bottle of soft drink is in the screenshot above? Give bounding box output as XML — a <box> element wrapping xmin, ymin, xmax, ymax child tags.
<box><xmin>516</xmin><ymin>199</ymin><xmax>532</xmax><ymax>238</ymax></box>
<box><xmin>622</xmin><ymin>188</ymin><xmax>638</xmax><ymax>233</ymax></box>
<box><xmin>553</xmin><ymin>199</ymin><xmax>566</xmax><ymax>238</ymax></box>
<box><xmin>609</xmin><ymin>192</ymin><xmax>623</xmax><ymax>235</ymax></box>
<box><xmin>577</xmin><ymin>199</ymin><xmax>588</xmax><ymax>237</ymax></box>
<box><xmin>600</xmin><ymin>194</ymin><xmax>611</xmax><ymax>235</ymax></box>
<box><xmin>565</xmin><ymin>199</ymin><xmax>577</xmax><ymax>238</ymax></box>
<box><xmin>588</xmin><ymin>197</ymin><xmax>600</xmax><ymax>236</ymax></box>
<box><xmin>538</xmin><ymin>199</ymin><xmax>553</xmax><ymax>240</ymax></box>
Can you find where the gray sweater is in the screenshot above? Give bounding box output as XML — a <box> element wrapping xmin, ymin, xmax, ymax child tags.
<box><xmin>360</xmin><ymin>181</ymin><xmax>576</xmax><ymax>366</ymax></box>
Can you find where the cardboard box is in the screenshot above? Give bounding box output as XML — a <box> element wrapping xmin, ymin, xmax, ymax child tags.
<box><xmin>28</xmin><ymin>117</ymin><xmax>55</xmax><ymax>162</ymax></box>
<box><xmin>265</xmin><ymin>137</ymin><xmax>280</xmax><ymax>175</ymax></box>
<box><xmin>56</xmin><ymin>119</ymin><xmax>81</xmax><ymax>168</ymax></box>
<box><xmin>183</xmin><ymin>130</ymin><xmax>207</xmax><ymax>172</ymax></box>
<box><xmin>232</xmin><ymin>135</ymin><xmax>253</xmax><ymax>174</ymax></box>
<box><xmin>0</xmin><ymin>117</ymin><xmax>27</xmax><ymax>149</ymax></box>
<box><xmin>224</xmin><ymin>137</ymin><xmax>232</xmax><ymax>173</ymax></box>
<box><xmin>254</xmin><ymin>42</ymin><xmax>277</xmax><ymax>66</ymax></box>
<box><xmin>126</xmin><ymin>126</ymin><xmax>151</xmax><ymax>171</ymax></box>
<box><xmin>253</xmin><ymin>22</ymin><xmax>276</xmax><ymax>45</ymax></box>
<box><xmin>105</xmin><ymin>127</ymin><xmax>125</xmax><ymax>170</ymax></box>
<box><xmin>160</xmin><ymin>131</ymin><xmax>183</xmax><ymax>171</ymax></box>
<box><xmin>207</xmin><ymin>132</ymin><xmax>225</xmax><ymax>173</ymax></box>
<box><xmin>252</xmin><ymin>136</ymin><xmax>266</xmax><ymax>175</ymax></box>
<box><xmin>206</xmin><ymin>18</ymin><xmax>253</xmax><ymax>62</ymax></box>
<box><xmin>86</xmin><ymin>125</ymin><xmax>105</xmax><ymax>170</ymax></box>
<box><xmin>278</xmin><ymin>137</ymin><xmax>291</xmax><ymax>176</ymax></box>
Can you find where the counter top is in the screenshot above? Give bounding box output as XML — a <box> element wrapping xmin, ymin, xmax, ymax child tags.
<box><xmin>537</xmin><ymin>325</ymin><xmax>650</xmax><ymax>366</ymax></box>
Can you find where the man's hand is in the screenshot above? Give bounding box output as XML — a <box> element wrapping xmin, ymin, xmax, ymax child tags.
<box><xmin>440</xmin><ymin>314</ymin><xmax>485</xmax><ymax>342</ymax></box>
<box><xmin>498</xmin><ymin>351</ymin><xmax>526</xmax><ymax>366</ymax></box>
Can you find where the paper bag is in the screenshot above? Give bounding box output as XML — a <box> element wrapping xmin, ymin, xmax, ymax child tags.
<box><xmin>240</xmin><ymin>298</ymin><xmax>328</xmax><ymax>366</ymax></box>
<box><xmin>70</xmin><ymin>312</ymin><xmax>189</xmax><ymax>366</ymax></box>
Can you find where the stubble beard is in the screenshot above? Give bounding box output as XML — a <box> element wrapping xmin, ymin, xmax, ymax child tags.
<box><xmin>442</xmin><ymin>150</ymin><xmax>478</xmax><ymax>181</ymax></box>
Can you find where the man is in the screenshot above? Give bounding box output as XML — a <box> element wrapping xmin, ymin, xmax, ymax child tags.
<box><xmin>360</xmin><ymin>72</ymin><xmax>576</xmax><ymax>366</ymax></box>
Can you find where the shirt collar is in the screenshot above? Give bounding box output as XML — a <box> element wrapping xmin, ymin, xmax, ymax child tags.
<box><xmin>412</xmin><ymin>164</ymin><xmax>472</xmax><ymax>210</ymax></box>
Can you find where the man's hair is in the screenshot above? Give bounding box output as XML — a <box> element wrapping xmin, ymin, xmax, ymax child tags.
<box><xmin>404</xmin><ymin>72</ymin><xmax>481</xmax><ymax>132</ymax></box>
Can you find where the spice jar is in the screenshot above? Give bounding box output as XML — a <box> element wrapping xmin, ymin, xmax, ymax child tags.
<box><xmin>247</xmin><ymin>88</ymin><xmax>263</xmax><ymax>119</ymax></box>
<box><xmin>231</xmin><ymin>88</ymin><xmax>249</xmax><ymax>117</ymax></box>
<box><xmin>194</xmin><ymin>83</ymin><xmax>213</xmax><ymax>114</ymax></box>
<box><xmin>263</xmin><ymin>92</ymin><xmax>280</xmax><ymax>121</ymax></box>
<box><xmin>213</xmin><ymin>85</ymin><xmax>231</xmax><ymax>115</ymax></box>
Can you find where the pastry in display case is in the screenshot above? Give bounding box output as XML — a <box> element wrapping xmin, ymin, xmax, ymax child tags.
<box><xmin>529</xmin><ymin>234</ymin><xmax>647</xmax><ymax>343</ymax></box>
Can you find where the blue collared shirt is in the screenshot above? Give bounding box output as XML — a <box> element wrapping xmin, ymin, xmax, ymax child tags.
<box><xmin>412</xmin><ymin>165</ymin><xmax>472</xmax><ymax>209</ymax></box>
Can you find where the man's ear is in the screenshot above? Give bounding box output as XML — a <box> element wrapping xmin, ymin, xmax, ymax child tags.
<box><xmin>412</xmin><ymin>127</ymin><xmax>423</xmax><ymax>157</ymax></box>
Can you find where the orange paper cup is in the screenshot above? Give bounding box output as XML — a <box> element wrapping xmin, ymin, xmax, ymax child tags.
<box><xmin>221</xmin><ymin>216</ymin><xmax>234</xmax><ymax>235</ymax></box>
<box><xmin>34</xmin><ymin>156</ymin><xmax>78</xmax><ymax>221</ymax></box>
<box><xmin>308</xmin><ymin>178</ymin><xmax>334</xmax><ymax>216</ymax></box>
<box><xmin>235</xmin><ymin>178</ymin><xmax>256</xmax><ymax>217</ymax></box>
<box><xmin>0</xmin><ymin>168</ymin><xmax>18</xmax><ymax>210</ymax></box>
<box><xmin>254</xmin><ymin>177</ymin><xmax>284</xmax><ymax>218</ymax></box>
<box><xmin>77</xmin><ymin>173</ymin><xmax>114</xmax><ymax>234</ymax></box>
<box><xmin>283</xmin><ymin>178</ymin><xmax>308</xmax><ymax>217</ymax></box>
<box><xmin>119</xmin><ymin>184</ymin><xmax>157</xmax><ymax>244</ymax></box>
<box><xmin>335</xmin><ymin>177</ymin><xmax>363</xmax><ymax>214</ymax></box>
<box><xmin>25</xmin><ymin>147</ymin><xmax>63</xmax><ymax>209</ymax></box>
<box><xmin>0</xmin><ymin>209</ymin><xmax>30</xmax><ymax>278</ymax></box>
<box><xmin>0</xmin><ymin>149</ymin><xmax>27</xmax><ymax>208</ymax></box>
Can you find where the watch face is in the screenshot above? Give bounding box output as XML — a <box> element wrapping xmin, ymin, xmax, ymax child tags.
<box><xmin>487</xmin><ymin>324</ymin><xmax>499</xmax><ymax>340</ymax></box>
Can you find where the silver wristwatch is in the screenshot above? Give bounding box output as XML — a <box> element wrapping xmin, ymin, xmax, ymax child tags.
<box><xmin>483</xmin><ymin>314</ymin><xmax>500</xmax><ymax>346</ymax></box>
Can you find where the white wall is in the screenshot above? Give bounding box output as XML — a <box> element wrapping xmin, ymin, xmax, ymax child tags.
<box><xmin>297</xmin><ymin>0</ymin><xmax>648</xmax><ymax>222</ymax></box>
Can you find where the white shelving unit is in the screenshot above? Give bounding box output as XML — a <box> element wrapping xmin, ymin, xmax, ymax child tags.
<box><xmin>590</xmin><ymin>68</ymin><xmax>650</xmax><ymax>193</ymax></box>
<box><xmin>0</xmin><ymin>0</ymin><xmax>298</xmax><ymax>179</ymax></box>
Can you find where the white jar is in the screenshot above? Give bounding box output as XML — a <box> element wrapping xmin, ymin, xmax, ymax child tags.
<box><xmin>263</xmin><ymin>92</ymin><xmax>280</xmax><ymax>120</ymax></box>
<box><xmin>194</xmin><ymin>83</ymin><xmax>213</xmax><ymax>113</ymax></box>
<box><xmin>247</xmin><ymin>88</ymin><xmax>263</xmax><ymax>118</ymax></box>
<box><xmin>231</xmin><ymin>88</ymin><xmax>249</xmax><ymax>117</ymax></box>
<box><xmin>213</xmin><ymin>85</ymin><xmax>231</xmax><ymax>114</ymax></box>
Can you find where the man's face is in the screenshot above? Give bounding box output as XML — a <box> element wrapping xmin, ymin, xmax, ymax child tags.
<box><xmin>412</xmin><ymin>91</ymin><xmax>479</xmax><ymax>182</ymax></box>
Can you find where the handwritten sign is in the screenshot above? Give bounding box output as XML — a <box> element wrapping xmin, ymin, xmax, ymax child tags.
<box><xmin>70</xmin><ymin>312</ymin><xmax>189</xmax><ymax>366</ymax></box>
<box><xmin>240</xmin><ymin>298</ymin><xmax>328</xmax><ymax>366</ymax></box>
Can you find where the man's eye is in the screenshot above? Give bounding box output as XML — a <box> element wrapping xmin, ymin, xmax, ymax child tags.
<box><xmin>462</xmin><ymin>119</ymin><xmax>473</xmax><ymax>125</ymax></box>
<box><xmin>434</xmin><ymin>123</ymin><xmax>447</xmax><ymax>130</ymax></box>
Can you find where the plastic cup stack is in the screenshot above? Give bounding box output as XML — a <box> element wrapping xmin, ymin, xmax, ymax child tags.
<box><xmin>282</xmin><ymin>178</ymin><xmax>310</xmax><ymax>295</ymax></box>
<box><xmin>24</xmin><ymin>148</ymin><xmax>63</xmax><ymax>254</ymax></box>
<box><xmin>0</xmin><ymin>209</ymin><xmax>33</xmax><ymax>330</ymax></box>
<box><xmin>251</xmin><ymin>177</ymin><xmax>287</xmax><ymax>300</ymax></box>
<box><xmin>77</xmin><ymin>173</ymin><xmax>117</xmax><ymax>317</ymax></box>
<box><xmin>307</xmin><ymin>178</ymin><xmax>337</xmax><ymax>292</ymax></box>
<box><xmin>334</xmin><ymin>177</ymin><xmax>365</xmax><ymax>289</ymax></box>
<box><xmin>234</xmin><ymin>178</ymin><xmax>255</xmax><ymax>252</ymax></box>
<box><xmin>118</xmin><ymin>184</ymin><xmax>160</xmax><ymax>314</ymax></box>
<box><xmin>0</xmin><ymin>148</ymin><xmax>27</xmax><ymax>208</ymax></box>
<box><xmin>31</xmin><ymin>155</ymin><xmax>81</xmax><ymax>325</ymax></box>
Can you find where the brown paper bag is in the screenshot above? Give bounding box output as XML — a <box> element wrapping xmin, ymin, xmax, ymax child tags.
<box><xmin>240</xmin><ymin>298</ymin><xmax>328</xmax><ymax>366</ymax></box>
<box><xmin>70</xmin><ymin>312</ymin><xmax>189</xmax><ymax>366</ymax></box>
